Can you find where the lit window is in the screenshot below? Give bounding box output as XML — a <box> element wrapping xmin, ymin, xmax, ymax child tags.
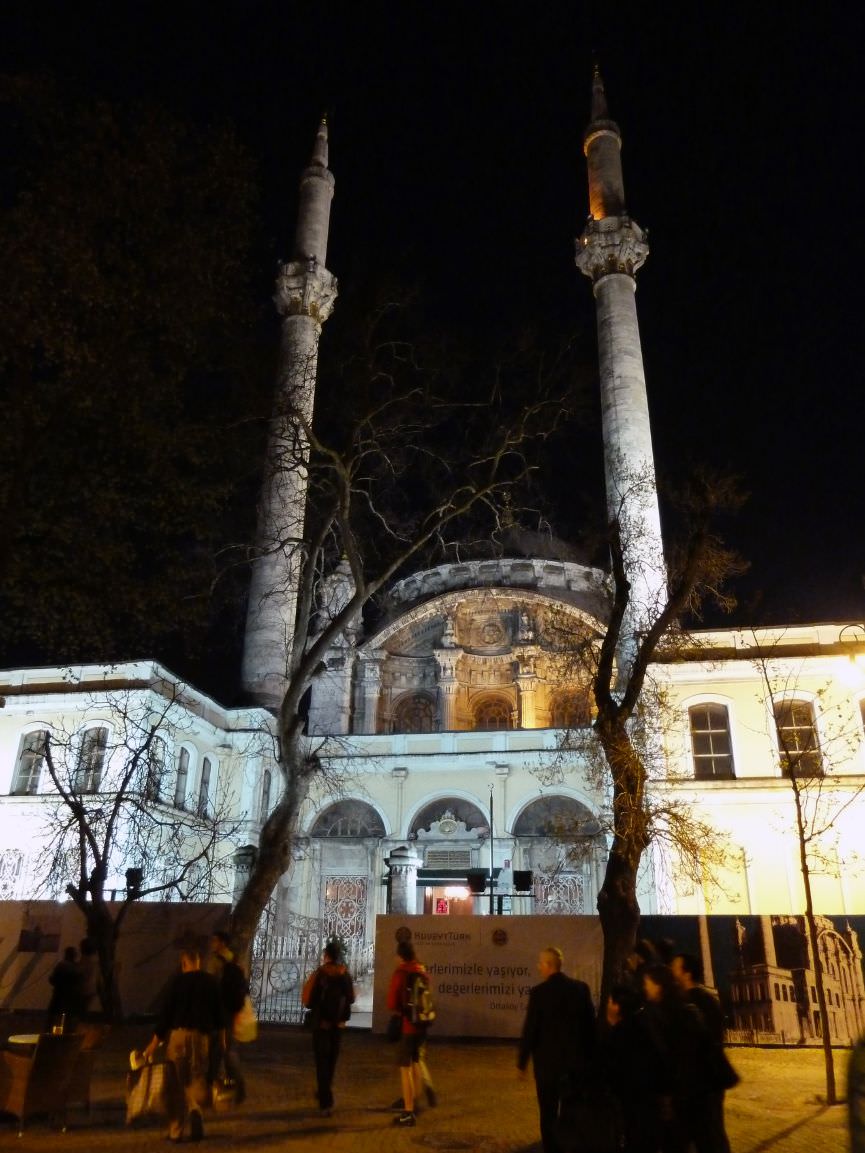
<box><xmin>11</xmin><ymin>730</ymin><xmax>49</xmax><ymax>795</ymax></box>
<box><xmin>259</xmin><ymin>768</ymin><xmax>271</xmax><ymax>823</ymax></box>
<box><xmin>197</xmin><ymin>756</ymin><xmax>212</xmax><ymax>817</ymax></box>
<box><xmin>473</xmin><ymin>698</ymin><xmax>513</xmax><ymax>731</ymax></box>
<box><xmin>174</xmin><ymin>747</ymin><xmax>190</xmax><ymax>809</ymax></box>
<box><xmin>75</xmin><ymin>727</ymin><xmax>108</xmax><ymax>793</ymax></box>
<box><xmin>689</xmin><ymin>704</ymin><xmax>735</xmax><ymax>779</ymax></box>
<box><xmin>774</xmin><ymin>700</ymin><xmax>822</xmax><ymax>777</ymax></box>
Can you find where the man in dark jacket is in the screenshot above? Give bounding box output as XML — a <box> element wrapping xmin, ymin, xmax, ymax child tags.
<box><xmin>517</xmin><ymin>946</ymin><xmax>596</xmax><ymax>1153</ymax></box>
<box><xmin>672</xmin><ymin>952</ymin><xmax>736</xmax><ymax>1153</ymax></box>
<box><xmin>144</xmin><ymin>946</ymin><xmax>225</xmax><ymax>1142</ymax></box>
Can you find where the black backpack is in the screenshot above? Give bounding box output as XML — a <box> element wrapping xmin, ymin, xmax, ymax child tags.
<box><xmin>313</xmin><ymin>968</ymin><xmax>352</xmax><ymax>1025</ymax></box>
<box><xmin>402</xmin><ymin>970</ymin><xmax>436</xmax><ymax>1027</ymax></box>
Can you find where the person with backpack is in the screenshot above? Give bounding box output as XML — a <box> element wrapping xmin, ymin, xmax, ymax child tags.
<box><xmin>386</xmin><ymin>939</ymin><xmax>435</xmax><ymax>1127</ymax></box>
<box><xmin>302</xmin><ymin>941</ymin><xmax>355</xmax><ymax>1116</ymax></box>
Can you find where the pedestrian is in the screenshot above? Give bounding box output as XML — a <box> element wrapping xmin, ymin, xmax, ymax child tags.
<box><xmin>671</xmin><ymin>952</ymin><xmax>736</xmax><ymax>1153</ymax></box>
<box><xmin>47</xmin><ymin>945</ymin><xmax>83</xmax><ymax>1031</ymax></box>
<box><xmin>143</xmin><ymin>944</ymin><xmax>225</xmax><ymax>1142</ymax></box>
<box><xmin>301</xmin><ymin>940</ymin><xmax>355</xmax><ymax>1117</ymax></box>
<box><xmin>516</xmin><ymin>945</ymin><xmax>596</xmax><ymax>1153</ymax></box>
<box><xmin>641</xmin><ymin>962</ymin><xmax>709</xmax><ymax>1153</ymax></box>
<box><xmin>600</xmin><ymin>983</ymin><xmax>662</xmax><ymax>1153</ymax></box>
<box><xmin>386</xmin><ymin>940</ymin><xmax>431</xmax><ymax>1128</ymax></box>
<box><xmin>210</xmin><ymin>931</ymin><xmax>250</xmax><ymax>1103</ymax></box>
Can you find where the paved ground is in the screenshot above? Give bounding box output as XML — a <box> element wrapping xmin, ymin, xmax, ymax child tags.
<box><xmin>0</xmin><ymin>1017</ymin><xmax>854</xmax><ymax>1151</ymax></box>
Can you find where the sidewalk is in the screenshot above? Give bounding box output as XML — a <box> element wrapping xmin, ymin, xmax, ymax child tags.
<box><xmin>0</xmin><ymin>1019</ymin><xmax>853</xmax><ymax>1151</ymax></box>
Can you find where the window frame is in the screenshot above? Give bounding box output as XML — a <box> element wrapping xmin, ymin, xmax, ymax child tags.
<box><xmin>11</xmin><ymin>728</ymin><xmax>50</xmax><ymax>796</ymax></box>
<box><xmin>688</xmin><ymin>702</ymin><xmax>736</xmax><ymax>780</ymax></box>
<box><xmin>773</xmin><ymin>697</ymin><xmax>823</xmax><ymax>778</ymax></box>
<box><xmin>174</xmin><ymin>746</ymin><xmax>191</xmax><ymax>809</ymax></box>
<box><xmin>75</xmin><ymin>725</ymin><xmax>109</xmax><ymax>794</ymax></box>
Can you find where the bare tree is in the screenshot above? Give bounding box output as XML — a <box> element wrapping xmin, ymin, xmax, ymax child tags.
<box><xmin>578</xmin><ymin>470</ymin><xmax>744</xmax><ymax>1003</ymax></box>
<box><xmin>752</xmin><ymin>635</ymin><xmax>865</xmax><ymax>1104</ymax></box>
<box><xmin>35</xmin><ymin>676</ymin><xmax>241</xmax><ymax>1018</ymax></box>
<box><xmin>230</xmin><ymin>311</ymin><xmax>577</xmax><ymax>956</ymax></box>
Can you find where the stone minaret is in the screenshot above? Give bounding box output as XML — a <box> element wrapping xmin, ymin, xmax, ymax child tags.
<box><xmin>242</xmin><ymin>120</ymin><xmax>337</xmax><ymax>707</ymax></box>
<box><xmin>576</xmin><ymin>68</ymin><xmax>666</xmax><ymax>664</ymax></box>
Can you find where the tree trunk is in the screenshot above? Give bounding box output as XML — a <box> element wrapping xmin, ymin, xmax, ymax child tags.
<box><xmin>230</xmin><ymin>734</ymin><xmax>313</xmax><ymax>962</ymax></box>
<box><xmin>84</xmin><ymin>903</ymin><xmax>122</xmax><ymax>1022</ymax></box>
<box><xmin>596</xmin><ymin>844</ymin><xmax>641</xmax><ymax>1009</ymax></box>
<box><xmin>793</xmin><ymin>785</ymin><xmax>837</xmax><ymax>1104</ymax></box>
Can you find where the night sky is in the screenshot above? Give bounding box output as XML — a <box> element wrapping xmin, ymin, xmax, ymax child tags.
<box><xmin>5</xmin><ymin>3</ymin><xmax>865</xmax><ymax>648</ymax></box>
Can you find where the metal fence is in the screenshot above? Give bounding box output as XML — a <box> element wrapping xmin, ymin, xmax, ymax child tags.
<box><xmin>248</xmin><ymin>904</ymin><xmax>374</xmax><ymax>1024</ymax></box>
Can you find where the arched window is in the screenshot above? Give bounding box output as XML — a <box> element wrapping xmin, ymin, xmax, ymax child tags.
<box><xmin>145</xmin><ymin>736</ymin><xmax>166</xmax><ymax>801</ymax></box>
<box><xmin>311</xmin><ymin>800</ymin><xmax>385</xmax><ymax>838</ymax></box>
<box><xmin>259</xmin><ymin>769</ymin><xmax>272</xmax><ymax>823</ymax></box>
<box><xmin>774</xmin><ymin>699</ymin><xmax>822</xmax><ymax>777</ymax></box>
<box><xmin>689</xmin><ymin>704</ymin><xmax>735</xmax><ymax>779</ymax></box>
<box><xmin>473</xmin><ymin>697</ymin><xmax>513</xmax><ymax>731</ymax></box>
<box><xmin>76</xmin><ymin>727</ymin><xmax>108</xmax><ymax>793</ymax></box>
<box><xmin>550</xmin><ymin>690</ymin><xmax>592</xmax><ymax>729</ymax></box>
<box><xmin>197</xmin><ymin>756</ymin><xmax>212</xmax><ymax>817</ymax></box>
<box><xmin>513</xmin><ymin>795</ymin><xmax>601</xmax><ymax>838</ymax></box>
<box><xmin>11</xmin><ymin>730</ymin><xmax>49</xmax><ymax>795</ymax></box>
<box><xmin>392</xmin><ymin>694</ymin><xmax>436</xmax><ymax>733</ymax></box>
<box><xmin>174</xmin><ymin>747</ymin><xmax>190</xmax><ymax>809</ymax></box>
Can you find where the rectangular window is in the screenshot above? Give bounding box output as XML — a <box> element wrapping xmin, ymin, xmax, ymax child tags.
<box><xmin>12</xmin><ymin>730</ymin><xmax>48</xmax><ymax>795</ymax></box>
<box><xmin>75</xmin><ymin>727</ymin><xmax>108</xmax><ymax>793</ymax></box>
<box><xmin>197</xmin><ymin>756</ymin><xmax>211</xmax><ymax>817</ymax></box>
<box><xmin>689</xmin><ymin>704</ymin><xmax>735</xmax><ymax>779</ymax></box>
<box><xmin>174</xmin><ymin>747</ymin><xmax>189</xmax><ymax>809</ymax></box>
<box><xmin>774</xmin><ymin>700</ymin><xmax>823</xmax><ymax>777</ymax></box>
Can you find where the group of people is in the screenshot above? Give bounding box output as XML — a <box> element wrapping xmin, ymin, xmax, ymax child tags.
<box><xmin>301</xmin><ymin>937</ymin><xmax>435</xmax><ymax>1128</ymax></box>
<box><xmin>141</xmin><ymin>931</ymin><xmax>249</xmax><ymax>1143</ymax></box>
<box><xmin>518</xmin><ymin>941</ymin><xmax>738</xmax><ymax>1153</ymax></box>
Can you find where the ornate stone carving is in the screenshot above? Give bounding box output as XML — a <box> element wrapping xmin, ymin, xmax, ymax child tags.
<box><xmin>274</xmin><ymin>258</ymin><xmax>338</xmax><ymax>323</ymax></box>
<box><xmin>575</xmin><ymin>215</ymin><xmax>649</xmax><ymax>281</ymax></box>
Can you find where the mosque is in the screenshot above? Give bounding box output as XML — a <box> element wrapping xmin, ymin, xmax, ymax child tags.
<box><xmin>1</xmin><ymin>73</ymin><xmax>864</xmax><ymax>1030</ymax></box>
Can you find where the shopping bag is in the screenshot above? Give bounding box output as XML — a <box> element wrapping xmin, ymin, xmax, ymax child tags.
<box><xmin>233</xmin><ymin>994</ymin><xmax>258</xmax><ymax>1043</ymax></box>
<box><xmin>126</xmin><ymin>1059</ymin><xmax>179</xmax><ymax>1125</ymax></box>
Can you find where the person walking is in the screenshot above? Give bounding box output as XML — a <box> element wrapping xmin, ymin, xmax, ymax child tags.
<box><xmin>143</xmin><ymin>944</ymin><xmax>225</xmax><ymax>1143</ymax></box>
<box><xmin>210</xmin><ymin>931</ymin><xmax>249</xmax><ymax>1103</ymax></box>
<box><xmin>517</xmin><ymin>945</ymin><xmax>596</xmax><ymax>1153</ymax></box>
<box><xmin>670</xmin><ymin>953</ymin><xmax>736</xmax><ymax>1153</ymax></box>
<box><xmin>301</xmin><ymin>941</ymin><xmax>355</xmax><ymax>1117</ymax></box>
<box><xmin>386</xmin><ymin>940</ymin><xmax>431</xmax><ymax>1128</ymax></box>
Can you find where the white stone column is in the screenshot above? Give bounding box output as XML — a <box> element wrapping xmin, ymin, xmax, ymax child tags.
<box><xmin>360</xmin><ymin>658</ymin><xmax>383</xmax><ymax>734</ymax></box>
<box><xmin>387</xmin><ymin>845</ymin><xmax>421</xmax><ymax>915</ymax></box>
<box><xmin>434</xmin><ymin>648</ymin><xmax>461</xmax><ymax>731</ymax></box>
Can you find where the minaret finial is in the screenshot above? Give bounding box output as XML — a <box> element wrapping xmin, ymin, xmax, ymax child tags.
<box><xmin>590</xmin><ymin>60</ymin><xmax>610</xmax><ymax>123</ymax></box>
<box><xmin>310</xmin><ymin>116</ymin><xmax>328</xmax><ymax>169</ymax></box>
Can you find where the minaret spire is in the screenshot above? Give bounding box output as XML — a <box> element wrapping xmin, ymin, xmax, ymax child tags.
<box><xmin>241</xmin><ymin>119</ymin><xmax>338</xmax><ymax>707</ymax></box>
<box><xmin>575</xmin><ymin>69</ymin><xmax>666</xmax><ymax>671</ymax></box>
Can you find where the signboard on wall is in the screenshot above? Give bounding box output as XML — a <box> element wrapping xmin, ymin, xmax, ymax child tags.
<box><xmin>373</xmin><ymin>914</ymin><xmax>603</xmax><ymax>1038</ymax></box>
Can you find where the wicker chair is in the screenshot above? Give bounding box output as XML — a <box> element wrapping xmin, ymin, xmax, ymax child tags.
<box><xmin>0</xmin><ymin>1032</ymin><xmax>84</xmax><ymax>1135</ymax></box>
